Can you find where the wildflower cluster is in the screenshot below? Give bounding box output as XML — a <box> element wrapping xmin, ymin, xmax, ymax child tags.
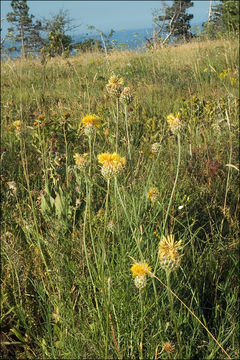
<box><xmin>98</xmin><ymin>152</ymin><xmax>126</xmax><ymax>179</ymax></box>
<box><xmin>106</xmin><ymin>75</ymin><xmax>134</xmax><ymax>104</ymax></box>
<box><xmin>218</xmin><ymin>68</ymin><xmax>237</xmax><ymax>85</ymax></box>
<box><xmin>130</xmin><ymin>262</ymin><xmax>151</xmax><ymax>290</ymax></box>
<box><xmin>81</xmin><ymin>114</ymin><xmax>101</xmax><ymax>136</ymax></box>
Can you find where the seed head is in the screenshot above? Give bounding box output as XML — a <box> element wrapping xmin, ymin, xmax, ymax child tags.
<box><xmin>158</xmin><ymin>234</ymin><xmax>182</xmax><ymax>271</ymax></box>
<box><xmin>162</xmin><ymin>342</ymin><xmax>175</xmax><ymax>354</ymax></box>
<box><xmin>151</xmin><ymin>142</ymin><xmax>161</xmax><ymax>154</ymax></box>
<box><xmin>120</xmin><ymin>87</ymin><xmax>134</xmax><ymax>105</ymax></box>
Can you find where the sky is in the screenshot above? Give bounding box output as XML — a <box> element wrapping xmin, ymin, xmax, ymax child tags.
<box><xmin>1</xmin><ymin>1</ymin><xmax>213</xmax><ymax>37</ymax></box>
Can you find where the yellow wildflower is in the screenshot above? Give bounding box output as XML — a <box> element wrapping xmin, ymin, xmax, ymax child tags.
<box><xmin>158</xmin><ymin>234</ymin><xmax>182</xmax><ymax>271</ymax></box>
<box><xmin>166</xmin><ymin>113</ymin><xmax>182</xmax><ymax>134</ymax></box>
<box><xmin>82</xmin><ymin>114</ymin><xmax>101</xmax><ymax>127</ymax></box>
<box><xmin>12</xmin><ymin>120</ymin><xmax>22</xmax><ymax>132</ymax></box>
<box><xmin>230</xmin><ymin>77</ymin><xmax>237</xmax><ymax>85</ymax></box>
<box><xmin>106</xmin><ymin>74</ymin><xmax>124</xmax><ymax>97</ymax></box>
<box><xmin>131</xmin><ymin>262</ymin><xmax>151</xmax><ymax>290</ymax></box>
<box><xmin>81</xmin><ymin>114</ymin><xmax>101</xmax><ymax>136</ymax></box>
<box><xmin>147</xmin><ymin>187</ymin><xmax>159</xmax><ymax>204</ymax></box>
<box><xmin>98</xmin><ymin>152</ymin><xmax>126</xmax><ymax>179</ymax></box>
<box><xmin>131</xmin><ymin>263</ymin><xmax>151</xmax><ymax>278</ymax></box>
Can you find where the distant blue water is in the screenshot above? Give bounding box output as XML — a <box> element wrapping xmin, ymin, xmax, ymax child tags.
<box><xmin>73</xmin><ymin>27</ymin><xmax>154</xmax><ymax>50</ymax></box>
<box><xmin>2</xmin><ymin>24</ymin><xmax>203</xmax><ymax>59</ymax></box>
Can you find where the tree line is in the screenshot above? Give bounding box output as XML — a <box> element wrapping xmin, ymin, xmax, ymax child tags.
<box><xmin>1</xmin><ymin>0</ymin><xmax>239</xmax><ymax>58</ymax></box>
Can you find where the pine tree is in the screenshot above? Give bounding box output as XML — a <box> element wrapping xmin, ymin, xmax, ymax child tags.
<box><xmin>148</xmin><ymin>0</ymin><xmax>194</xmax><ymax>47</ymax></box>
<box><xmin>165</xmin><ymin>0</ymin><xmax>194</xmax><ymax>41</ymax></box>
<box><xmin>211</xmin><ymin>0</ymin><xmax>239</xmax><ymax>33</ymax></box>
<box><xmin>6</xmin><ymin>0</ymin><xmax>43</xmax><ymax>57</ymax></box>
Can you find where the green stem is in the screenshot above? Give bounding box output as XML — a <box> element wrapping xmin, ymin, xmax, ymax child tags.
<box><xmin>19</xmin><ymin>137</ymin><xmax>53</xmax><ymax>291</ymax></box>
<box><xmin>116</xmin><ymin>98</ymin><xmax>119</xmax><ymax>152</ymax></box>
<box><xmin>114</xmin><ymin>177</ymin><xmax>143</xmax><ymax>259</ymax></box>
<box><xmin>124</xmin><ymin>104</ymin><xmax>131</xmax><ymax>160</ymax></box>
<box><xmin>162</xmin><ymin>133</ymin><xmax>181</xmax><ymax>233</ymax></box>
<box><xmin>139</xmin><ymin>291</ymin><xmax>144</xmax><ymax>360</ymax></box>
<box><xmin>103</xmin><ymin>179</ymin><xmax>110</xmax><ymax>238</ymax></box>
<box><xmin>151</xmin><ymin>271</ymin><xmax>231</xmax><ymax>360</ymax></box>
<box><xmin>63</xmin><ymin>121</ymin><xmax>69</xmax><ymax>188</ymax></box>
<box><xmin>83</xmin><ymin>176</ymin><xmax>104</xmax><ymax>336</ymax></box>
<box><xmin>220</xmin><ymin>110</ymin><xmax>232</xmax><ymax>235</ymax></box>
<box><xmin>166</xmin><ymin>270</ymin><xmax>181</xmax><ymax>348</ymax></box>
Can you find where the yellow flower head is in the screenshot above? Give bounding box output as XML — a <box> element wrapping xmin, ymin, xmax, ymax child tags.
<box><xmin>147</xmin><ymin>187</ymin><xmax>159</xmax><ymax>204</ymax></box>
<box><xmin>130</xmin><ymin>262</ymin><xmax>151</xmax><ymax>278</ymax></box>
<box><xmin>230</xmin><ymin>77</ymin><xmax>237</xmax><ymax>85</ymax></box>
<box><xmin>158</xmin><ymin>234</ymin><xmax>182</xmax><ymax>271</ymax></box>
<box><xmin>98</xmin><ymin>152</ymin><xmax>125</xmax><ymax>166</ymax></box>
<box><xmin>106</xmin><ymin>74</ymin><xmax>124</xmax><ymax>97</ymax></box>
<box><xmin>12</xmin><ymin>120</ymin><xmax>22</xmax><ymax>132</ymax></box>
<box><xmin>167</xmin><ymin>113</ymin><xmax>182</xmax><ymax>134</ymax></box>
<box><xmin>98</xmin><ymin>152</ymin><xmax>126</xmax><ymax>179</ymax></box>
<box><xmin>81</xmin><ymin>114</ymin><xmax>101</xmax><ymax>128</ymax></box>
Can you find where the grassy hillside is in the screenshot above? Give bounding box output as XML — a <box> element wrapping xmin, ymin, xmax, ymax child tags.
<box><xmin>1</xmin><ymin>38</ymin><xmax>239</xmax><ymax>359</ymax></box>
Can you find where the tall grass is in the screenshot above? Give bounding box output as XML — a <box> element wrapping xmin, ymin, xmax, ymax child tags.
<box><xmin>1</xmin><ymin>38</ymin><xmax>239</xmax><ymax>359</ymax></box>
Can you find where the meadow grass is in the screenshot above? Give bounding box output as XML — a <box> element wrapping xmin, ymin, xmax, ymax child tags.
<box><xmin>1</xmin><ymin>38</ymin><xmax>239</xmax><ymax>359</ymax></box>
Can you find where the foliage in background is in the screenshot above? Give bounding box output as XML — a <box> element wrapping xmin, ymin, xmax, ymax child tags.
<box><xmin>202</xmin><ymin>0</ymin><xmax>239</xmax><ymax>39</ymax></box>
<box><xmin>40</xmin><ymin>9</ymin><xmax>78</xmax><ymax>58</ymax></box>
<box><xmin>6</xmin><ymin>0</ymin><xmax>43</xmax><ymax>56</ymax></box>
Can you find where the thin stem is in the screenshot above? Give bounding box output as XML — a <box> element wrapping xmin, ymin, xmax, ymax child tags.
<box><xmin>162</xmin><ymin>133</ymin><xmax>181</xmax><ymax>233</ymax></box>
<box><xmin>124</xmin><ymin>104</ymin><xmax>131</xmax><ymax>161</ymax></box>
<box><xmin>115</xmin><ymin>177</ymin><xmax>143</xmax><ymax>259</ymax></box>
<box><xmin>88</xmin><ymin>135</ymin><xmax>92</xmax><ymax>178</ymax></box>
<box><xmin>63</xmin><ymin>121</ymin><xmax>69</xmax><ymax>188</ymax></box>
<box><xmin>139</xmin><ymin>291</ymin><xmax>144</xmax><ymax>360</ymax></box>
<box><xmin>19</xmin><ymin>136</ymin><xmax>53</xmax><ymax>291</ymax></box>
<box><xmin>220</xmin><ymin>109</ymin><xmax>232</xmax><ymax>234</ymax></box>
<box><xmin>103</xmin><ymin>179</ymin><xmax>110</xmax><ymax>238</ymax></box>
<box><xmin>166</xmin><ymin>270</ymin><xmax>181</xmax><ymax>349</ymax></box>
<box><xmin>83</xmin><ymin>176</ymin><xmax>104</xmax><ymax>337</ymax></box>
<box><xmin>116</xmin><ymin>98</ymin><xmax>119</xmax><ymax>152</ymax></box>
